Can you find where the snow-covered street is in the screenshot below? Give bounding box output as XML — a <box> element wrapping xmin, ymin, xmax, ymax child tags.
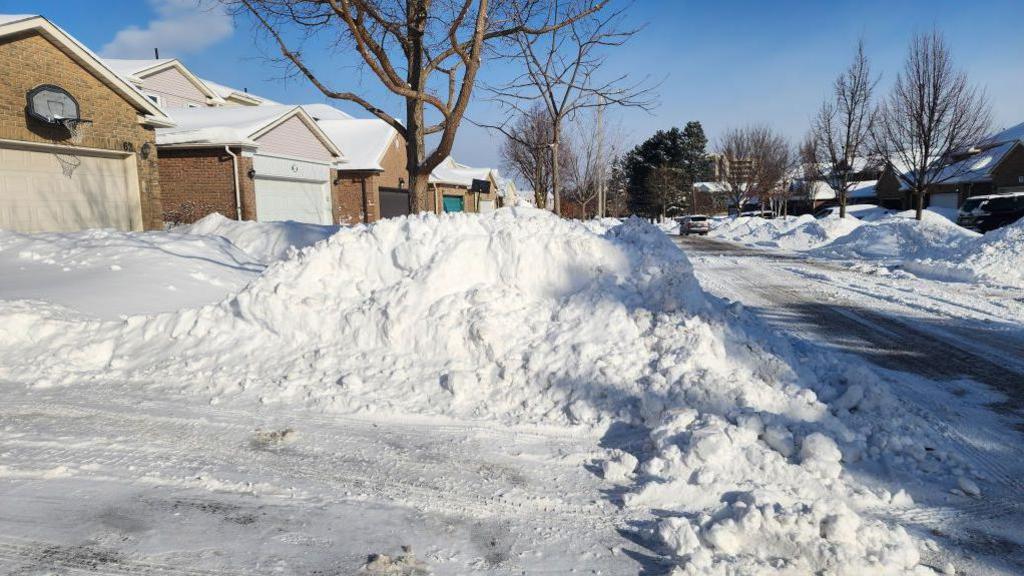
<box><xmin>679</xmin><ymin>234</ymin><xmax>1024</xmax><ymax>575</ymax></box>
<box><xmin>2</xmin><ymin>211</ymin><xmax>1023</xmax><ymax>575</ymax></box>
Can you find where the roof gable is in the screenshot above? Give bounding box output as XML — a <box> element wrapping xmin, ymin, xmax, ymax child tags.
<box><xmin>105</xmin><ymin>58</ymin><xmax>223</xmax><ymax>104</ymax></box>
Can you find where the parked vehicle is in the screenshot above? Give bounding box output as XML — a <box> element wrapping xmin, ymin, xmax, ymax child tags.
<box><xmin>678</xmin><ymin>214</ymin><xmax>711</xmax><ymax>235</ymax></box>
<box><xmin>738</xmin><ymin>210</ymin><xmax>776</xmax><ymax>219</ymax></box>
<box><xmin>957</xmin><ymin>192</ymin><xmax>1024</xmax><ymax>232</ymax></box>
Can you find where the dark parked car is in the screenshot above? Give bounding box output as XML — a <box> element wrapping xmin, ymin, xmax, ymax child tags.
<box><xmin>957</xmin><ymin>192</ymin><xmax>1024</xmax><ymax>232</ymax></box>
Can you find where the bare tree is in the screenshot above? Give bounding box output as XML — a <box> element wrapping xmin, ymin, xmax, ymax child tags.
<box><xmin>229</xmin><ymin>0</ymin><xmax>607</xmax><ymax>213</ymax></box>
<box><xmin>563</xmin><ymin>106</ymin><xmax>624</xmax><ymax>217</ymax></box>
<box><xmin>481</xmin><ymin>1</ymin><xmax>656</xmax><ymax>215</ymax></box>
<box><xmin>499</xmin><ymin>104</ymin><xmax>575</xmax><ymax>208</ymax></box>
<box><xmin>806</xmin><ymin>40</ymin><xmax>878</xmax><ymax>218</ymax></box>
<box><xmin>872</xmin><ymin>31</ymin><xmax>991</xmax><ymax>220</ymax></box>
<box><xmin>718</xmin><ymin>125</ymin><xmax>792</xmax><ymax>215</ymax></box>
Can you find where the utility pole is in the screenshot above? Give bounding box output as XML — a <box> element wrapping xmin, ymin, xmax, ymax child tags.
<box><xmin>596</xmin><ymin>95</ymin><xmax>606</xmax><ymax>218</ymax></box>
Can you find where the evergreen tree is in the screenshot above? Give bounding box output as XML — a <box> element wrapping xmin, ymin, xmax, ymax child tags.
<box><xmin>623</xmin><ymin>121</ymin><xmax>710</xmax><ymax>218</ymax></box>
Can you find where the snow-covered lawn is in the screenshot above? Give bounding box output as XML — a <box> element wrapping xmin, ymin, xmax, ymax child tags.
<box><xmin>1</xmin><ymin>208</ymin><xmax>1020</xmax><ymax>574</ymax></box>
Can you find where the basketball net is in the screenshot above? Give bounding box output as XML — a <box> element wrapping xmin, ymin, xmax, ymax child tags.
<box><xmin>53</xmin><ymin>118</ymin><xmax>90</xmax><ymax>177</ymax></box>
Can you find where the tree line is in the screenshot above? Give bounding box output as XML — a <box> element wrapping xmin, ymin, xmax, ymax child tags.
<box><xmin>226</xmin><ymin>0</ymin><xmax>990</xmax><ymax>222</ymax></box>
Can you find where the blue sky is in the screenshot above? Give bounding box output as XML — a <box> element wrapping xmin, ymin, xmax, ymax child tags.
<box><xmin>4</xmin><ymin>0</ymin><xmax>1023</xmax><ymax>173</ymax></box>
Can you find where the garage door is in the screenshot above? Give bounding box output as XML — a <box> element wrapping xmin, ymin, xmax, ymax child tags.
<box><xmin>254</xmin><ymin>177</ymin><xmax>332</xmax><ymax>224</ymax></box>
<box><xmin>380</xmin><ymin>188</ymin><xmax>410</xmax><ymax>218</ymax></box>
<box><xmin>442</xmin><ymin>195</ymin><xmax>465</xmax><ymax>213</ymax></box>
<box><xmin>479</xmin><ymin>199</ymin><xmax>495</xmax><ymax>213</ymax></box>
<box><xmin>929</xmin><ymin>192</ymin><xmax>960</xmax><ymax>210</ymax></box>
<box><xmin>0</xmin><ymin>145</ymin><xmax>140</xmax><ymax>232</ymax></box>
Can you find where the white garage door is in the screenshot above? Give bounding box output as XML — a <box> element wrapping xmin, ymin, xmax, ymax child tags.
<box><xmin>252</xmin><ymin>155</ymin><xmax>332</xmax><ymax>224</ymax></box>
<box><xmin>254</xmin><ymin>178</ymin><xmax>332</xmax><ymax>224</ymax></box>
<box><xmin>479</xmin><ymin>199</ymin><xmax>496</xmax><ymax>213</ymax></box>
<box><xmin>929</xmin><ymin>192</ymin><xmax>960</xmax><ymax>210</ymax></box>
<box><xmin>0</xmin><ymin>144</ymin><xmax>140</xmax><ymax>232</ymax></box>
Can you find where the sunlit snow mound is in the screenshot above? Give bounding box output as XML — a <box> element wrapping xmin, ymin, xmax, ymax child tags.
<box><xmin>811</xmin><ymin>210</ymin><xmax>979</xmax><ymax>262</ymax></box>
<box><xmin>180</xmin><ymin>212</ymin><xmax>340</xmax><ymax>264</ymax></box>
<box><xmin>959</xmin><ymin>217</ymin><xmax>1024</xmax><ymax>286</ymax></box>
<box><xmin>707</xmin><ymin>215</ymin><xmax>861</xmax><ymax>251</ymax></box>
<box><xmin>903</xmin><ymin>216</ymin><xmax>1024</xmax><ymax>288</ymax></box>
<box><xmin>0</xmin><ymin>208</ymin><xmax>934</xmax><ymax>573</ymax></box>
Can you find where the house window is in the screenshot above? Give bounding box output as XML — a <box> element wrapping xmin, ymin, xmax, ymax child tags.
<box><xmin>144</xmin><ymin>93</ymin><xmax>163</xmax><ymax>107</ymax></box>
<box><xmin>186</xmin><ymin>103</ymin><xmax>200</xmax><ymax>108</ymax></box>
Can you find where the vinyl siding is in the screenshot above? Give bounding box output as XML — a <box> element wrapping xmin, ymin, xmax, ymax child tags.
<box><xmin>254</xmin><ymin>115</ymin><xmax>334</xmax><ymax>163</ymax></box>
<box><xmin>141</xmin><ymin>67</ymin><xmax>208</xmax><ymax>108</ymax></box>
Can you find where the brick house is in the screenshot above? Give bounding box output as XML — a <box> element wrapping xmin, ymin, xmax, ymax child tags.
<box><xmin>156</xmin><ymin>105</ymin><xmax>344</xmax><ymax>225</ymax></box>
<box><xmin>921</xmin><ymin>124</ymin><xmax>1024</xmax><ymax>210</ymax></box>
<box><xmin>429</xmin><ymin>157</ymin><xmax>503</xmax><ymax>214</ymax></box>
<box><xmin>103</xmin><ymin>55</ymin><xmax>412</xmax><ymax>224</ymax></box>
<box><xmin>0</xmin><ymin>14</ymin><xmax>174</xmax><ymax>232</ymax></box>
<box><xmin>305</xmin><ymin>104</ymin><xmax>407</xmax><ymax>224</ymax></box>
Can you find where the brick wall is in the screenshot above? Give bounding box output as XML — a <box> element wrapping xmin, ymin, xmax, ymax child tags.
<box><xmin>0</xmin><ymin>31</ymin><xmax>163</xmax><ymax>228</ymax></box>
<box><xmin>158</xmin><ymin>147</ymin><xmax>255</xmax><ymax>223</ymax></box>
<box><xmin>332</xmin><ymin>170</ymin><xmax>382</xmax><ymax>224</ymax></box>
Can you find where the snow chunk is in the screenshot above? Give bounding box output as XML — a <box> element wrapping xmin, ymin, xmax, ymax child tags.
<box><xmin>800</xmin><ymin>433</ymin><xmax>843</xmax><ymax>480</ymax></box>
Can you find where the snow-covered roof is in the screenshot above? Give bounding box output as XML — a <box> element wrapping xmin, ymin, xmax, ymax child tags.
<box><xmin>157</xmin><ymin>105</ymin><xmax>340</xmax><ymax>157</ymax></box>
<box><xmin>693</xmin><ymin>181</ymin><xmax>730</xmax><ymax>193</ymax></box>
<box><xmin>200</xmin><ymin>78</ymin><xmax>278</xmax><ymax>106</ymax></box>
<box><xmin>317</xmin><ymin>118</ymin><xmax>396</xmax><ymax>171</ymax></box>
<box><xmin>848</xmin><ymin>180</ymin><xmax>878</xmax><ymax>199</ymax></box>
<box><xmin>0</xmin><ymin>14</ymin><xmax>34</xmax><ymax>25</ymax></box>
<box><xmin>103</xmin><ymin>58</ymin><xmax>174</xmax><ymax>77</ymax></box>
<box><xmin>430</xmin><ymin>156</ymin><xmax>497</xmax><ymax>187</ymax></box>
<box><xmin>986</xmin><ymin>121</ymin><xmax>1024</xmax><ymax>146</ymax></box>
<box><xmin>932</xmin><ymin>141</ymin><xmax>1019</xmax><ymax>185</ymax></box>
<box><xmin>0</xmin><ymin>14</ymin><xmax>173</xmax><ymax>127</ymax></box>
<box><xmin>303</xmin><ymin>103</ymin><xmax>354</xmax><ymax>121</ymax></box>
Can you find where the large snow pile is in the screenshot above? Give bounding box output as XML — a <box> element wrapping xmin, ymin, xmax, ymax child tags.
<box><xmin>0</xmin><ymin>209</ymin><xmax>949</xmax><ymax>573</ymax></box>
<box><xmin>958</xmin><ymin>217</ymin><xmax>1024</xmax><ymax>286</ymax></box>
<box><xmin>812</xmin><ymin>210</ymin><xmax>979</xmax><ymax>262</ymax></box>
<box><xmin>0</xmin><ymin>227</ymin><xmax>261</xmax><ymax>318</ymax></box>
<box><xmin>904</xmin><ymin>217</ymin><xmax>1024</xmax><ymax>287</ymax></box>
<box><xmin>710</xmin><ymin>215</ymin><xmax>862</xmax><ymax>250</ymax></box>
<box><xmin>181</xmin><ymin>212</ymin><xmax>340</xmax><ymax>263</ymax></box>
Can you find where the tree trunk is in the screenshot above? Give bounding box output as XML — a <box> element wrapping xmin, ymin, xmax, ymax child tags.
<box><xmin>839</xmin><ymin>190</ymin><xmax>847</xmax><ymax>219</ymax></box>
<box><xmin>534</xmin><ymin>159</ymin><xmax>545</xmax><ymax>209</ymax></box>
<box><xmin>405</xmin><ymin>96</ymin><xmax>427</xmax><ymax>213</ymax></box>
<box><xmin>915</xmin><ymin>189</ymin><xmax>924</xmax><ymax>221</ymax></box>
<box><xmin>551</xmin><ymin>120</ymin><xmax>561</xmax><ymax>216</ymax></box>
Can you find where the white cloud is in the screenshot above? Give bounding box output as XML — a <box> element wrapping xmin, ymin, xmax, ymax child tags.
<box><xmin>100</xmin><ymin>0</ymin><xmax>233</xmax><ymax>58</ymax></box>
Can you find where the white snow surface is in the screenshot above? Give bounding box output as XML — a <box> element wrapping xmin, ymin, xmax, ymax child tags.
<box><xmin>812</xmin><ymin>210</ymin><xmax>978</xmax><ymax>262</ymax></box>
<box><xmin>180</xmin><ymin>212</ymin><xmax>340</xmax><ymax>264</ymax></box>
<box><xmin>1</xmin><ymin>208</ymin><xmax>978</xmax><ymax>573</ymax></box>
<box><xmin>709</xmin><ymin>210</ymin><xmax>1024</xmax><ymax>289</ymax></box>
<box><xmin>711</xmin><ymin>215</ymin><xmax>863</xmax><ymax>250</ymax></box>
<box><xmin>0</xmin><ymin>227</ymin><xmax>261</xmax><ymax>319</ymax></box>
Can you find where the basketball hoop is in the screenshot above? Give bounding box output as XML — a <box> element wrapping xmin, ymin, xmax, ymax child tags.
<box><xmin>55</xmin><ymin>117</ymin><xmax>92</xmax><ymax>145</ymax></box>
<box><xmin>26</xmin><ymin>85</ymin><xmax>95</xmax><ymax>177</ymax></box>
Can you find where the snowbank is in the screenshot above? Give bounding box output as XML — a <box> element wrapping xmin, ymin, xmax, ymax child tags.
<box><xmin>710</xmin><ymin>215</ymin><xmax>862</xmax><ymax>250</ymax></box>
<box><xmin>0</xmin><ymin>228</ymin><xmax>261</xmax><ymax>318</ymax></box>
<box><xmin>0</xmin><ymin>208</ymin><xmax>944</xmax><ymax>573</ymax></box>
<box><xmin>903</xmin><ymin>217</ymin><xmax>1024</xmax><ymax>287</ymax></box>
<box><xmin>181</xmin><ymin>213</ymin><xmax>341</xmax><ymax>263</ymax></box>
<box><xmin>812</xmin><ymin>210</ymin><xmax>979</xmax><ymax>262</ymax></box>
